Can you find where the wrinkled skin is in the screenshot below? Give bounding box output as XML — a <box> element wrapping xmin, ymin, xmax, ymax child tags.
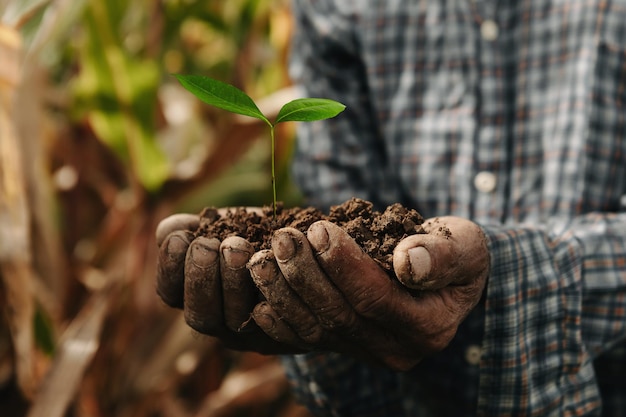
<box><xmin>156</xmin><ymin>212</ymin><xmax>489</xmax><ymax>370</ymax></box>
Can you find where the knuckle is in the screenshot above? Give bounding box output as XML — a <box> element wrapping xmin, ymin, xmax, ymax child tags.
<box><xmin>351</xmin><ymin>285</ymin><xmax>393</xmax><ymax>318</ymax></box>
<box><xmin>318</xmin><ymin>303</ymin><xmax>358</xmax><ymax>331</ymax></box>
<box><xmin>297</xmin><ymin>323</ymin><xmax>323</xmax><ymax>345</ymax></box>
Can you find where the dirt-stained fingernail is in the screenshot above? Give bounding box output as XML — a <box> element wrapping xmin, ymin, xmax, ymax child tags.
<box><xmin>221</xmin><ymin>237</ymin><xmax>253</xmax><ymax>269</ymax></box>
<box><xmin>273</xmin><ymin>230</ymin><xmax>297</xmax><ymax>262</ymax></box>
<box><xmin>165</xmin><ymin>233</ymin><xmax>190</xmax><ymax>258</ymax></box>
<box><xmin>252</xmin><ymin>312</ymin><xmax>276</xmax><ymax>330</ymax></box>
<box><xmin>249</xmin><ymin>263</ymin><xmax>276</xmax><ymax>286</ymax></box>
<box><xmin>189</xmin><ymin>239</ymin><xmax>219</xmax><ymax>269</ymax></box>
<box><xmin>408</xmin><ymin>246</ymin><xmax>431</xmax><ymax>280</ymax></box>
<box><xmin>222</xmin><ymin>248</ymin><xmax>251</xmax><ymax>269</ymax></box>
<box><xmin>308</xmin><ymin>222</ymin><xmax>330</xmax><ymax>254</ymax></box>
<box><xmin>248</xmin><ymin>250</ymin><xmax>277</xmax><ymax>287</ymax></box>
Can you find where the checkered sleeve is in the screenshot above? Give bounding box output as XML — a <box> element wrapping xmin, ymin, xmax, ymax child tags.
<box><xmin>479</xmin><ymin>213</ymin><xmax>626</xmax><ymax>416</ymax></box>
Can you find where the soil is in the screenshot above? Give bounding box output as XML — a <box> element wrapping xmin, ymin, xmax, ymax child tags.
<box><xmin>195</xmin><ymin>198</ymin><xmax>426</xmax><ymax>275</ymax></box>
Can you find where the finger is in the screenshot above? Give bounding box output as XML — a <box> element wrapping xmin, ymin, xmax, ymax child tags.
<box><xmin>252</xmin><ymin>302</ymin><xmax>309</xmax><ymax>349</ymax></box>
<box><xmin>219</xmin><ymin>236</ymin><xmax>256</xmax><ymax>331</ymax></box>
<box><xmin>251</xmin><ymin>293</ymin><xmax>401</xmax><ymax>366</ymax></box>
<box><xmin>307</xmin><ymin>221</ymin><xmax>410</xmax><ymax>321</ymax></box>
<box><xmin>272</xmin><ymin>227</ymin><xmax>357</xmax><ymax>330</ymax></box>
<box><xmin>216</xmin><ymin>309</ymin><xmax>305</xmax><ymax>354</ymax></box>
<box><xmin>248</xmin><ymin>250</ymin><xmax>323</xmax><ymax>344</ymax></box>
<box><xmin>156</xmin><ymin>230</ymin><xmax>193</xmax><ymax>308</ymax></box>
<box><xmin>306</xmin><ymin>220</ymin><xmax>484</xmax><ymax>366</ymax></box>
<box><xmin>156</xmin><ymin>214</ymin><xmax>200</xmax><ymax>247</ymax></box>
<box><xmin>183</xmin><ymin>237</ymin><xmax>223</xmax><ymax>334</ymax></box>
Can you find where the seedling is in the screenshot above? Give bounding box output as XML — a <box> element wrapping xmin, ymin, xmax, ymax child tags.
<box><xmin>175</xmin><ymin>74</ymin><xmax>346</xmax><ymax>219</ymax></box>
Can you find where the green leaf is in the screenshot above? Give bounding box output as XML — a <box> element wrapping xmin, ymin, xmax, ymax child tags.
<box><xmin>275</xmin><ymin>98</ymin><xmax>346</xmax><ymax>124</ymax></box>
<box><xmin>175</xmin><ymin>74</ymin><xmax>270</xmax><ymax>125</ymax></box>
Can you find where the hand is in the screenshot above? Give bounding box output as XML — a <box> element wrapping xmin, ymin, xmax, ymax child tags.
<box><xmin>155</xmin><ymin>213</ymin><xmax>303</xmax><ymax>354</ymax></box>
<box><xmin>248</xmin><ymin>217</ymin><xmax>489</xmax><ymax>370</ymax></box>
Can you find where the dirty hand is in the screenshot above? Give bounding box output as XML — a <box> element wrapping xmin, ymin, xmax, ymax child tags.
<box><xmin>250</xmin><ymin>216</ymin><xmax>489</xmax><ymax>370</ymax></box>
<box><xmin>155</xmin><ymin>213</ymin><xmax>304</xmax><ymax>354</ymax></box>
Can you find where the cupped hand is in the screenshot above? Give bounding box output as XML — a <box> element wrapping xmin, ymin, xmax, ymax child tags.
<box><xmin>248</xmin><ymin>217</ymin><xmax>489</xmax><ymax>370</ymax></box>
<box><xmin>155</xmin><ymin>212</ymin><xmax>489</xmax><ymax>368</ymax></box>
<box><xmin>155</xmin><ymin>212</ymin><xmax>303</xmax><ymax>354</ymax></box>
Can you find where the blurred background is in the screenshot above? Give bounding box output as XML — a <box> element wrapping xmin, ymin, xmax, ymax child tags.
<box><xmin>0</xmin><ymin>0</ymin><xmax>312</xmax><ymax>416</ymax></box>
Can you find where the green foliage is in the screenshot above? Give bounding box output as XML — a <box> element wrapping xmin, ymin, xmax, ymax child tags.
<box><xmin>67</xmin><ymin>0</ymin><xmax>291</xmax><ymax>194</ymax></box>
<box><xmin>0</xmin><ymin>1</ymin><xmax>324</xmax><ymax>416</ymax></box>
<box><xmin>73</xmin><ymin>0</ymin><xmax>169</xmax><ymax>191</ymax></box>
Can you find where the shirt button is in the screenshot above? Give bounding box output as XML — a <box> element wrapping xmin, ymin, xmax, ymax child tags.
<box><xmin>464</xmin><ymin>344</ymin><xmax>482</xmax><ymax>365</ymax></box>
<box><xmin>474</xmin><ymin>171</ymin><xmax>497</xmax><ymax>193</ymax></box>
<box><xmin>480</xmin><ymin>19</ymin><xmax>499</xmax><ymax>41</ymax></box>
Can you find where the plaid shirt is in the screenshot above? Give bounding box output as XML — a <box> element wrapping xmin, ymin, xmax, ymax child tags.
<box><xmin>283</xmin><ymin>0</ymin><xmax>626</xmax><ymax>416</ymax></box>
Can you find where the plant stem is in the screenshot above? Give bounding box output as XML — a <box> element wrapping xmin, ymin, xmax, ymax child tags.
<box><xmin>270</xmin><ymin>125</ymin><xmax>277</xmax><ymax>220</ymax></box>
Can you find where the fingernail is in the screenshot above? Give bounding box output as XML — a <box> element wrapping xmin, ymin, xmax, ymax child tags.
<box><xmin>249</xmin><ymin>263</ymin><xmax>274</xmax><ymax>286</ymax></box>
<box><xmin>222</xmin><ymin>248</ymin><xmax>250</xmax><ymax>269</ymax></box>
<box><xmin>252</xmin><ymin>312</ymin><xmax>276</xmax><ymax>330</ymax></box>
<box><xmin>308</xmin><ymin>222</ymin><xmax>330</xmax><ymax>254</ymax></box>
<box><xmin>408</xmin><ymin>247</ymin><xmax>431</xmax><ymax>280</ymax></box>
<box><xmin>247</xmin><ymin>250</ymin><xmax>277</xmax><ymax>286</ymax></box>
<box><xmin>166</xmin><ymin>233</ymin><xmax>189</xmax><ymax>258</ymax></box>
<box><xmin>189</xmin><ymin>241</ymin><xmax>218</xmax><ymax>269</ymax></box>
<box><xmin>273</xmin><ymin>231</ymin><xmax>296</xmax><ymax>262</ymax></box>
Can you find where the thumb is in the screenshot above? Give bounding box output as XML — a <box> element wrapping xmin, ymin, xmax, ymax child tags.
<box><xmin>393</xmin><ymin>234</ymin><xmax>456</xmax><ymax>290</ymax></box>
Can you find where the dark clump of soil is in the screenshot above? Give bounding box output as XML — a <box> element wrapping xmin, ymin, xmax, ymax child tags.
<box><xmin>195</xmin><ymin>197</ymin><xmax>426</xmax><ymax>275</ymax></box>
